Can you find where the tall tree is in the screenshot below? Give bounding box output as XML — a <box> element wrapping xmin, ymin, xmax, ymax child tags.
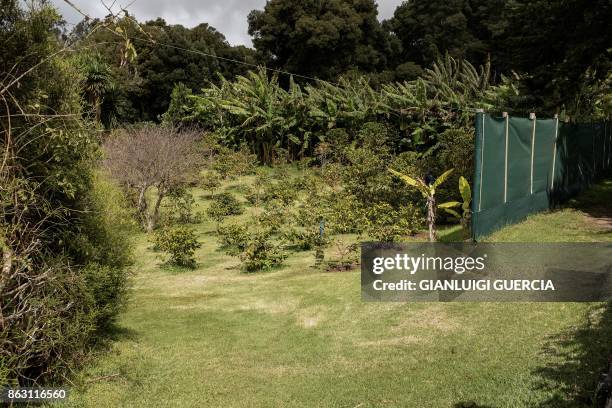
<box><xmin>75</xmin><ymin>16</ymin><xmax>256</xmax><ymax>124</ymax></box>
<box><xmin>497</xmin><ymin>0</ymin><xmax>611</xmax><ymax>113</ymax></box>
<box><xmin>247</xmin><ymin>0</ymin><xmax>395</xmax><ymax>80</ymax></box>
<box><xmin>386</xmin><ymin>0</ymin><xmax>506</xmax><ymax>70</ymax></box>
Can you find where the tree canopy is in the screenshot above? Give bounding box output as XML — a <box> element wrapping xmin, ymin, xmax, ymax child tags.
<box><xmin>247</xmin><ymin>0</ymin><xmax>398</xmax><ymax>81</ymax></box>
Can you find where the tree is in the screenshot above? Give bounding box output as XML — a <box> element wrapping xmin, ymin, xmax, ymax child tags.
<box><xmin>77</xmin><ymin>53</ymin><xmax>113</xmax><ymax>123</ymax></box>
<box><xmin>75</xmin><ymin>16</ymin><xmax>257</xmax><ymax>124</ymax></box>
<box><xmin>247</xmin><ymin>0</ymin><xmax>394</xmax><ymax>80</ymax></box>
<box><xmin>103</xmin><ymin>126</ymin><xmax>202</xmax><ymax>231</ymax></box>
<box><xmin>386</xmin><ymin>0</ymin><xmax>503</xmax><ymax>68</ymax></box>
<box><xmin>496</xmin><ymin>0</ymin><xmax>611</xmax><ymax>114</ymax></box>
<box><xmin>389</xmin><ymin>168</ymin><xmax>454</xmax><ymax>242</ymax></box>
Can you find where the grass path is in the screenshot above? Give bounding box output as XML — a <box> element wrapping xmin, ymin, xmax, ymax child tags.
<box><xmin>62</xmin><ymin>177</ymin><xmax>612</xmax><ymax>407</ymax></box>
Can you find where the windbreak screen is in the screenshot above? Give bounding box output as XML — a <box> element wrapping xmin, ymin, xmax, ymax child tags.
<box><xmin>471</xmin><ymin>113</ymin><xmax>611</xmax><ymax>240</ymax></box>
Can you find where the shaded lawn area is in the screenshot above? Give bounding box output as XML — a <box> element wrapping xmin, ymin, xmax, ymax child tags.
<box><xmin>62</xmin><ymin>176</ymin><xmax>612</xmax><ymax>408</ymax></box>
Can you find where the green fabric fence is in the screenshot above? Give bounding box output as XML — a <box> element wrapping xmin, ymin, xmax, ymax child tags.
<box><xmin>471</xmin><ymin>112</ymin><xmax>612</xmax><ymax>240</ymax></box>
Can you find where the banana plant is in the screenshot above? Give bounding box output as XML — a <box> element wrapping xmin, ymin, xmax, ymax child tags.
<box><xmin>438</xmin><ymin>176</ymin><xmax>472</xmax><ymax>239</ymax></box>
<box><xmin>388</xmin><ymin>168</ymin><xmax>454</xmax><ymax>242</ymax></box>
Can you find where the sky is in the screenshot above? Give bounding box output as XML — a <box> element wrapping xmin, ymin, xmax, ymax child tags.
<box><xmin>51</xmin><ymin>0</ymin><xmax>404</xmax><ymax>46</ymax></box>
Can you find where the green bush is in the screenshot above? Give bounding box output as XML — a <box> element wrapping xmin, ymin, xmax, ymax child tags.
<box><xmin>259</xmin><ymin>199</ymin><xmax>293</xmax><ymax>232</ymax></box>
<box><xmin>246</xmin><ymin>179</ymin><xmax>297</xmax><ymax>206</ymax></box>
<box><xmin>282</xmin><ymin>227</ymin><xmax>328</xmax><ymax>251</ymax></box>
<box><xmin>263</xmin><ymin>182</ymin><xmax>297</xmax><ymax>205</ymax></box>
<box><xmin>162</xmin><ymin>188</ymin><xmax>201</xmax><ymax>225</ymax></box>
<box><xmin>356</xmin><ymin>122</ymin><xmax>396</xmax><ymax>153</ymax></box>
<box><xmin>153</xmin><ymin>226</ymin><xmax>201</xmax><ymax>268</ymax></box>
<box><xmin>365</xmin><ymin>202</ymin><xmax>423</xmax><ymax>242</ymax></box>
<box><xmin>240</xmin><ymin>232</ymin><xmax>286</xmax><ymax>273</ymax></box>
<box><xmin>213</xmin><ymin>146</ymin><xmax>258</xmax><ymax>179</ymax></box>
<box><xmin>200</xmin><ymin>171</ymin><xmax>222</xmax><ymax>196</ymax></box>
<box><xmin>206</xmin><ymin>192</ymin><xmax>243</xmax><ymax>224</ymax></box>
<box><xmin>216</xmin><ymin>223</ymin><xmax>249</xmax><ymax>255</ymax></box>
<box><xmin>82</xmin><ymin>263</ymin><xmax>131</xmax><ymax>330</ymax></box>
<box><xmin>436</xmin><ymin>128</ymin><xmax>474</xmax><ymax>180</ymax></box>
<box><xmin>325</xmin><ymin>238</ymin><xmax>360</xmax><ymax>271</ymax></box>
<box><xmin>342</xmin><ymin>146</ymin><xmax>396</xmax><ymax>205</ymax></box>
<box><xmin>326</xmin><ymin>193</ymin><xmax>367</xmax><ymax>234</ymax></box>
<box><xmin>295</xmin><ymin>191</ymin><xmax>333</xmax><ymax>229</ymax></box>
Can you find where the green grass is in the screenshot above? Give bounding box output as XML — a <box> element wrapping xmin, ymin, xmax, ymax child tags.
<box><xmin>486</xmin><ymin>179</ymin><xmax>612</xmax><ymax>242</ymax></box>
<box><xmin>61</xmin><ymin>173</ymin><xmax>612</xmax><ymax>408</ymax></box>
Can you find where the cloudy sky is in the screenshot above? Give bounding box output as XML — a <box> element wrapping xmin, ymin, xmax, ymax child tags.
<box><xmin>51</xmin><ymin>0</ymin><xmax>404</xmax><ymax>46</ymax></box>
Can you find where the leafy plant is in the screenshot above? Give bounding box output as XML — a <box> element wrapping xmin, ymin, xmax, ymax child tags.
<box><xmin>325</xmin><ymin>239</ymin><xmax>359</xmax><ymax>272</ymax></box>
<box><xmin>153</xmin><ymin>226</ymin><xmax>201</xmax><ymax>268</ymax></box>
<box><xmin>365</xmin><ymin>202</ymin><xmax>422</xmax><ymax>242</ymax></box>
<box><xmin>162</xmin><ymin>188</ymin><xmax>201</xmax><ymax>225</ymax></box>
<box><xmin>282</xmin><ymin>227</ymin><xmax>328</xmax><ymax>251</ymax></box>
<box><xmin>438</xmin><ymin>176</ymin><xmax>472</xmax><ymax>239</ymax></box>
<box><xmin>216</xmin><ymin>223</ymin><xmax>250</xmax><ymax>255</ymax></box>
<box><xmin>213</xmin><ymin>146</ymin><xmax>258</xmax><ymax>179</ymax></box>
<box><xmin>240</xmin><ymin>232</ymin><xmax>286</xmax><ymax>273</ymax></box>
<box><xmin>389</xmin><ymin>168</ymin><xmax>454</xmax><ymax>242</ymax></box>
<box><xmin>200</xmin><ymin>171</ymin><xmax>222</xmax><ymax>197</ymax></box>
<box><xmin>206</xmin><ymin>192</ymin><xmax>243</xmax><ymax>226</ymax></box>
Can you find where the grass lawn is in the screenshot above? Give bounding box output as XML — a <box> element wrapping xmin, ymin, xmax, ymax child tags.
<box><xmin>62</xmin><ymin>174</ymin><xmax>612</xmax><ymax>408</ymax></box>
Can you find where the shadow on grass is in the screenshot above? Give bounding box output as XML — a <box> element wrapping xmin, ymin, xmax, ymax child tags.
<box><xmin>532</xmin><ymin>302</ymin><xmax>612</xmax><ymax>407</ymax></box>
<box><xmin>102</xmin><ymin>324</ymin><xmax>139</xmax><ymax>343</ymax></box>
<box><xmin>453</xmin><ymin>403</ymin><xmax>495</xmax><ymax>408</ymax></box>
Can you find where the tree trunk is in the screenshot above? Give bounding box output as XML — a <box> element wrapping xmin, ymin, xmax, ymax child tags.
<box><xmin>137</xmin><ymin>185</ymin><xmax>149</xmax><ymax>231</ymax></box>
<box><xmin>146</xmin><ymin>187</ymin><xmax>165</xmax><ymax>232</ymax></box>
<box><xmin>427</xmin><ymin>195</ymin><xmax>437</xmax><ymax>242</ymax></box>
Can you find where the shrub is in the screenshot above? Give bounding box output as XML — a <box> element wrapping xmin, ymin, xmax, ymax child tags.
<box><xmin>206</xmin><ymin>192</ymin><xmax>243</xmax><ymax>225</ymax></box>
<box><xmin>326</xmin><ymin>193</ymin><xmax>367</xmax><ymax>234</ymax></box>
<box><xmin>263</xmin><ymin>182</ymin><xmax>297</xmax><ymax>205</ymax></box>
<box><xmin>153</xmin><ymin>226</ymin><xmax>201</xmax><ymax>268</ymax></box>
<box><xmin>356</xmin><ymin>122</ymin><xmax>394</xmax><ymax>153</ymax></box>
<box><xmin>216</xmin><ymin>223</ymin><xmax>250</xmax><ymax>255</ymax></box>
<box><xmin>162</xmin><ymin>188</ymin><xmax>201</xmax><ymax>225</ymax></box>
<box><xmin>323</xmin><ymin>128</ymin><xmax>350</xmax><ymax>162</ymax></box>
<box><xmin>246</xmin><ymin>178</ymin><xmax>297</xmax><ymax>206</ymax></box>
<box><xmin>295</xmin><ymin>191</ymin><xmax>333</xmax><ymax>229</ymax></box>
<box><xmin>244</xmin><ymin>171</ymin><xmax>273</xmax><ymax>206</ymax></box>
<box><xmin>342</xmin><ymin>146</ymin><xmax>396</xmax><ymax>205</ymax></box>
<box><xmin>436</xmin><ymin>128</ymin><xmax>474</xmax><ymax>184</ymax></box>
<box><xmin>282</xmin><ymin>227</ymin><xmax>328</xmax><ymax>251</ymax></box>
<box><xmin>325</xmin><ymin>238</ymin><xmax>359</xmax><ymax>271</ymax></box>
<box><xmin>240</xmin><ymin>232</ymin><xmax>287</xmax><ymax>273</ymax></box>
<box><xmin>365</xmin><ymin>202</ymin><xmax>423</xmax><ymax>242</ymax></box>
<box><xmin>213</xmin><ymin>146</ymin><xmax>258</xmax><ymax>179</ymax></box>
<box><xmin>200</xmin><ymin>171</ymin><xmax>222</xmax><ymax>196</ymax></box>
<box><xmin>320</xmin><ymin>162</ymin><xmax>344</xmax><ymax>190</ymax></box>
<box><xmin>82</xmin><ymin>263</ymin><xmax>131</xmax><ymax>330</ymax></box>
<box><xmin>259</xmin><ymin>199</ymin><xmax>293</xmax><ymax>232</ymax></box>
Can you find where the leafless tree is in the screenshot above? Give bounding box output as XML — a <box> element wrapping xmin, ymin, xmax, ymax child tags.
<box><xmin>103</xmin><ymin>126</ymin><xmax>202</xmax><ymax>231</ymax></box>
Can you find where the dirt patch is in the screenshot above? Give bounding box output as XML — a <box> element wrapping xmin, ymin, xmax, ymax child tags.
<box><xmin>583</xmin><ymin>206</ymin><xmax>612</xmax><ymax>230</ymax></box>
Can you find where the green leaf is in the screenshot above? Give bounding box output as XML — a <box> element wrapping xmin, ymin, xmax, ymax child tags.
<box><xmin>459</xmin><ymin>176</ymin><xmax>471</xmax><ymax>204</ymax></box>
<box><xmin>433</xmin><ymin>169</ymin><xmax>454</xmax><ymax>189</ymax></box>
<box><xmin>438</xmin><ymin>201</ymin><xmax>461</xmax><ymax>209</ymax></box>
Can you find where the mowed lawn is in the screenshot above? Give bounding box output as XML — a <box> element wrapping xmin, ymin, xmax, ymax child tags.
<box><xmin>63</xmin><ymin>176</ymin><xmax>612</xmax><ymax>408</ymax></box>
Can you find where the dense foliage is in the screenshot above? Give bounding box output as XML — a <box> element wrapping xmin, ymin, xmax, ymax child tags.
<box><xmin>0</xmin><ymin>2</ymin><xmax>132</xmax><ymax>385</ymax></box>
<box><xmin>247</xmin><ymin>0</ymin><xmax>397</xmax><ymax>81</ymax></box>
<box><xmin>153</xmin><ymin>226</ymin><xmax>201</xmax><ymax>268</ymax></box>
<box><xmin>73</xmin><ymin>15</ymin><xmax>256</xmax><ymax>126</ymax></box>
<box><xmin>178</xmin><ymin>56</ymin><xmax>516</xmax><ymax>164</ymax></box>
